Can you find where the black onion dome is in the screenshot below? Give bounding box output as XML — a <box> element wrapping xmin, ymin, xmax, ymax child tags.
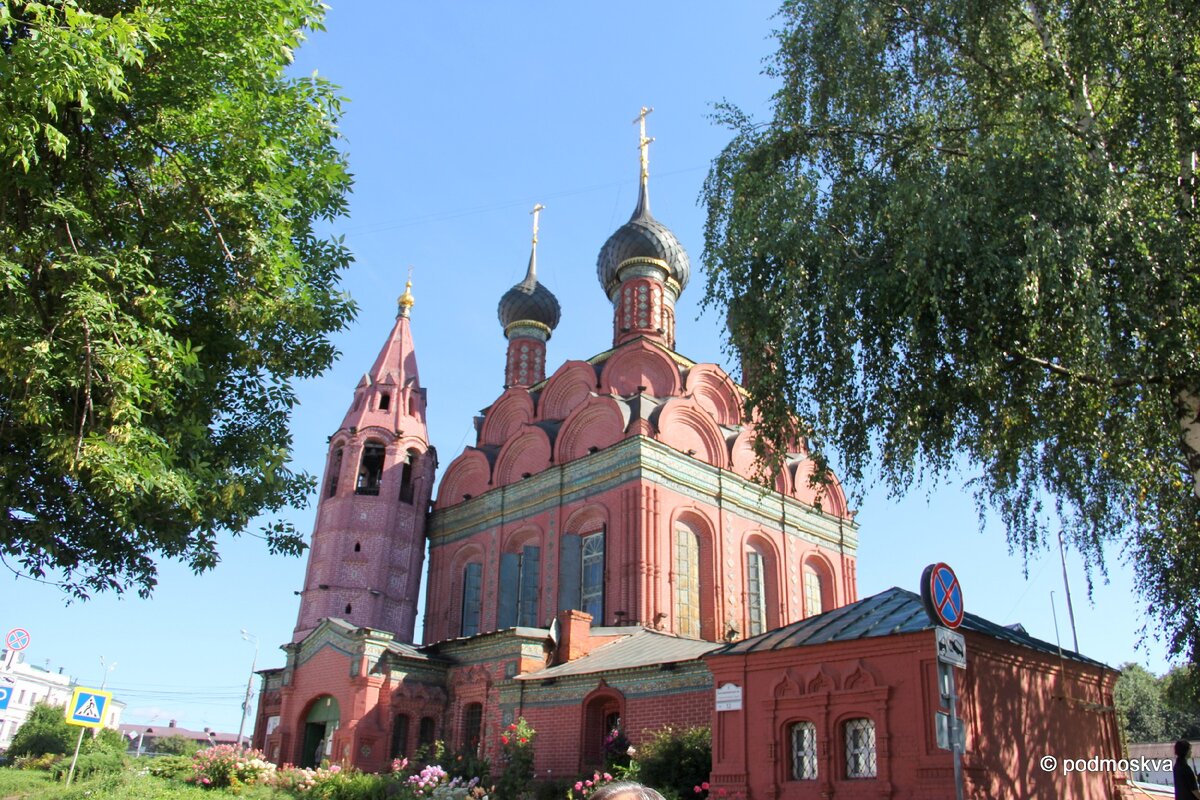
<box><xmin>596</xmin><ymin>186</ymin><xmax>690</xmax><ymax>296</ymax></box>
<box><xmin>498</xmin><ymin>252</ymin><xmax>561</xmax><ymax>331</ymax></box>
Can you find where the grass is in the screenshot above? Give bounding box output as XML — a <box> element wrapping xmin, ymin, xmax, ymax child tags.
<box><xmin>0</xmin><ymin>767</ymin><xmax>291</xmax><ymax>800</ymax></box>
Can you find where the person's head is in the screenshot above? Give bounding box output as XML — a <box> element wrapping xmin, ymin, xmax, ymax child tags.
<box><xmin>1177</xmin><ymin>739</ymin><xmax>1192</xmax><ymax>759</ymax></box>
<box><xmin>589</xmin><ymin>782</ymin><xmax>667</xmax><ymax>800</ymax></box>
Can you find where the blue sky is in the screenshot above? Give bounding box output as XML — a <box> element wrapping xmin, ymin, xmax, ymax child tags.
<box><xmin>0</xmin><ymin>2</ymin><xmax>1164</xmax><ymax>737</ymax></box>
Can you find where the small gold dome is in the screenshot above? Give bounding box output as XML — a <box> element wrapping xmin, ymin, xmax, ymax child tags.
<box><xmin>397</xmin><ymin>279</ymin><xmax>415</xmax><ymax>317</ymax></box>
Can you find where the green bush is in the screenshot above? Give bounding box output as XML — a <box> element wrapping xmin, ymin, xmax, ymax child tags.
<box><xmin>494</xmin><ymin>717</ymin><xmax>535</xmax><ymax>800</ymax></box>
<box><xmin>8</xmin><ymin>703</ymin><xmax>73</xmax><ymax>758</ymax></box>
<box><xmin>314</xmin><ymin>771</ymin><xmax>387</xmax><ymax>800</ymax></box>
<box><xmin>154</xmin><ymin>734</ymin><xmax>202</xmax><ymax>757</ymax></box>
<box><xmin>50</xmin><ymin>751</ymin><xmax>125</xmax><ymax>782</ymax></box>
<box><xmin>534</xmin><ymin>777</ymin><xmax>575</xmax><ymax>800</ymax></box>
<box><xmin>13</xmin><ymin>752</ymin><xmax>61</xmax><ymax>771</ymax></box>
<box><xmin>189</xmin><ymin>744</ymin><xmax>276</xmax><ymax>789</ymax></box>
<box><xmin>85</xmin><ymin>728</ymin><xmax>129</xmax><ymax>756</ymax></box>
<box><xmin>635</xmin><ymin>726</ymin><xmax>711</xmax><ymax>800</ymax></box>
<box><xmin>147</xmin><ymin>754</ymin><xmax>196</xmax><ymax>781</ymax></box>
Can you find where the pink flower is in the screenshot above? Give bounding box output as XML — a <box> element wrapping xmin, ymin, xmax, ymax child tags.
<box><xmin>603</xmin><ymin>773</ymin><xmax>613</xmax><ymax>781</ymax></box>
<box><xmin>702</xmin><ymin>783</ymin><xmax>710</xmax><ymax>790</ymax></box>
<box><xmin>575</xmin><ymin>782</ymin><xmax>584</xmax><ymax>791</ymax></box>
<box><xmin>695</xmin><ymin>787</ymin><xmax>702</xmax><ymax>794</ymax></box>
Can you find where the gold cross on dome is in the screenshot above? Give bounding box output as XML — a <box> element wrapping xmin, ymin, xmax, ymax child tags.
<box><xmin>530</xmin><ymin>203</ymin><xmax>545</xmax><ymax>246</ymax></box>
<box><xmin>633</xmin><ymin>106</ymin><xmax>655</xmax><ymax>182</ymax></box>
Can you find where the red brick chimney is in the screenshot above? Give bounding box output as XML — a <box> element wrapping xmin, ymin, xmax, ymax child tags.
<box><xmin>556</xmin><ymin>609</ymin><xmax>594</xmax><ymax>664</ymax></box>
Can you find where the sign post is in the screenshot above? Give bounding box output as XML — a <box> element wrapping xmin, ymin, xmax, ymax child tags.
<box><xmin>64</xmin><ymin>687</ymin><xmax>112</xmax><ymax>785</ymax></box>
<box><xmin>921</xmin><ymin>564</ymin><xmax>966</xmax><ymax>800</ymax></box>
<box><xmin>3</xmin><ymin>628</ymin><xmax>29</xmax><ymax>669</ymax></box>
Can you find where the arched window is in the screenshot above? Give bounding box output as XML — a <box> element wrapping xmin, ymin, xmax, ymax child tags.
<box><xmin>517</xmin><ymin>545</ymin><xmax>540</xmax><ymax>627</ymax></box>
<box><xmin>804</xmin><ymin>560</ymin><xmax>831</xmax><ymax>617</ymax></box>
<box><xmin>461</xmin><ymin>703</ymin><xmax>483</xmax><ymax>753</ymax></box>
<box><xmin>418</xmin><ymin>716</ymin><xmax>436</xmax><ymax>749</ymax></box>
<box><xmin>746</xmin><ymin>546</ymin><xmax>766</xmax><ymax>637</ymax></box>
<box><xmin>581</xmin><ymin>531</ymin><xmax>605</xmax><ymax>621</ymax></box>
<box><xmin>675</xmin><ymin>525</ymin><xmax>701</xmax><ymax>638</ymax></box>
<box><xmin>461</xmin><ymin>563</ymin><xmax>483</xmax><ymax>636</ymax></box>
<box><xmin>790</xmin><ymin>721</ymin><xmax>817</xmax><ymax>780</ymax></box>
<box><xmin>326</xmin><ymin>448</ymin><xmax>343</xmax><ymax>497</ymax></box>
<box><xmin>391</xmin><ymin>714</ymin><xmax>410</xmax><ymax>758</ymax></box>
<box><xmin>399</xmin><ymin>449</ymin><xmax>419</xmax><ymax>504</ymax></box>
<box><xmin>844</xmin><ymin>718</ymin><xmax>876</xmax><ymax>778</ymax></box>
<box><xmin>356</xmin><ymin>441</ymin><xmax>386</xmax><ymax>495</ymax></box>
<box><xmin>498</xmin><ymin>543</ymin><xmax>541</xmax><ymax>628</ymax></box>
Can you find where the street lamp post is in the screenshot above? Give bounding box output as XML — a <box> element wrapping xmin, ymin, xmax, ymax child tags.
<box><xmin>236</xmin><ymin>630</ymin><xmax>258</xmax><ymax>748</ymax></box>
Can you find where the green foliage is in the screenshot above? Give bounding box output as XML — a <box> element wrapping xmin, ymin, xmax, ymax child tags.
<box><xmin>1115</xmin><ymin>662</ymin><xmax>1200</xmax><ymax>742</ymax></box>
<box><xmin>14</xmin><ymin>752</ymin><xmax>64</xmax><ymax>771</ymax></box>
<box><xmin>633</xmin><ymin>726</ymin><xmax>711</xmax><ymax>800</ymax></box>
<box><xmin>0</xmin><ymin>766</ymin><xmax>53</xmax><ymax>792</ymax></box>
<box><xmin>1116</xmin><ymin>663</ymin><xmax>1169</xmax><ymax>743</ymax></box>
<box><xmin>1</xmin><ymin>765</ymin><xmax>281</xmax><ymax>798</ymax></box>
<box><xmin>50</xmin><ymin>751</ymin><xmax>125</xmax><ymax>782</ymax></box>
<box><xmin>445</xmin><ymin>750</ymin><xmax>490</xmax><ymax>784</ymax></box>
<box><xmin>0</xmin><ymin>0</ymin><xmax>355</xmax><ymax>598</ymax></box>
<box><xmin>147</xmin><ymin>755</ymin><xmax>198</xmax><ymax>782</ymax></box>
<box><xmin>1163</xmin><ymin>664</ymin><xmax>1200</xmax><ymax>738</ymax></box>
<box><xmin>303</xmin><ymin>771</ymin><xmax>386</xmax><ymax>800</ymax></box>
<box><xmin>703</xmin><ymin>0</ymin><xmax>1200</xmax><ymax>661</ymax></box>
<box><xmin>601</xmin><ymin>727</ymin><xmax>631</xmax><ymax>773</ymax></box>
<box><xmin>8</xmin><ymin>703</ymin><xmax>74</xmax><ymax>758</ymax></box>
<box><xmin>532</xmin><ymin>777</ymin><xmax>574</xmax><ymax>800</ymax></box>
<box><xmin>494</xmin><ymin>717</ymin><xmax>535</xmax><ymax>800</ymax></box>
<box><xmin>154</xmin><ymin>735</ymin><xmax>202</xmax><ymax>757</ymax></box>
<box><xmin>84</xmin><ymin>727</ymin><xmax>128</xmax><ymax>756</ymax></box>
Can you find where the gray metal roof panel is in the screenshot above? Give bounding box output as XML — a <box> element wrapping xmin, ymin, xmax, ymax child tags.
<box><xmin>517</xmin><ymin>629</ymin><xmax>718</xmax><ymax>680</ymax></box>
<box><xmin>711</xmin><ymin>587</ymin><xmax>1108</xmax><ymax>668</ymax></box>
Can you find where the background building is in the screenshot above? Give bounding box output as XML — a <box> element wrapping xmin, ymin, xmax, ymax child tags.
<box><xmin>0</xmin><ymin>650</ymin><xmax>125</xmax><ymax>749</ymax></box>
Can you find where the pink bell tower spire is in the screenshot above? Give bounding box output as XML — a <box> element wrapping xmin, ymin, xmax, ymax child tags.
<box><xmin>293</xmin><ymin>276</ymin><xmax>436</xmax><ymax>643</ymax></box>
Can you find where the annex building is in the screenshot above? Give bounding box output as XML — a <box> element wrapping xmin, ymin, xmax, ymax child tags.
<box><xmin>253</xmin><ymin>117</ymin><xmax>1124</xmax><ymax>798</ymax></box>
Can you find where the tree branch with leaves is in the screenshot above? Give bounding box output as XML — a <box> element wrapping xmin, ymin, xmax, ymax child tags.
<box><xmin>0</xmin><ymin>0</ymin><xmax>355</xmax><ymax>597</ymax></box>
<box><xmin>704</xmin><ymin>0</ymin><xmax>1200</xmax><ymax>660</ymax></box>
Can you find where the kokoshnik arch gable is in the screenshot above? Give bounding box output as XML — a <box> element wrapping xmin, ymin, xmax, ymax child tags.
<box><xmin>252</xmin><ymin>108</ymin><xmax>858</xmax><ymax>775</ymax></box>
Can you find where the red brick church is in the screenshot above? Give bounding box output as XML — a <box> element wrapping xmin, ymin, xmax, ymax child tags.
<box><xmin>252</xmin><ymin>115</ymin><xmax>860</xmax><ymax>776</ymax></box>
<box><xmin>253</xmin><ymin>114</ymin><xmax>1129</xmax><ymax>798</ymax></box>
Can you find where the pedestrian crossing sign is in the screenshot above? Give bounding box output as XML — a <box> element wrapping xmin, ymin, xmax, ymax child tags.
<box><xmin>65</xmin><ymin>687</ymin><xmax>112</xmax><ymax>728</ymax></box>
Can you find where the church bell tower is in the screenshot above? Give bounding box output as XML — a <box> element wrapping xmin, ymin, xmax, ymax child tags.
<box><xmin>293</xmin><ymin>279</ymin><xmax>436</xmax><ymax>643</ymax></box>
